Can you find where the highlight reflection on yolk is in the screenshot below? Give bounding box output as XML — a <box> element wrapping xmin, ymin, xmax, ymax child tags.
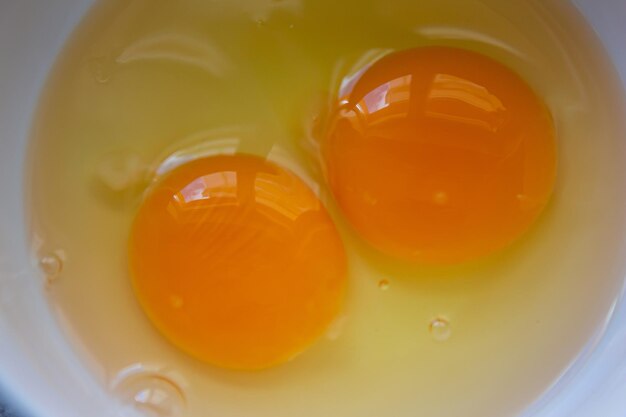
<box><xmin>322</xmin><ymin>46</ymin><xmax>557</xmax><ymax>264</ymax></box>
<box><xmin>129</xmin><ymin>154</ymin><xmax>347</xmax><ymax>370</ymax></box>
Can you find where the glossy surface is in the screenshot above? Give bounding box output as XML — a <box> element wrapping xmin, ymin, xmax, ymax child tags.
<box><xmin>323</xmin><ymin>46</ymin><xmax>557</xmax><ymax>264</ymax></box>
<box><xmin>27</xmin><ymin>1</ymin><xmax>626</xmax><ymax>416</ymax></box>
<box><xmin>129</xmin><ymin>154</ymin><xmax>347</xmax><ymax>370</ymax></box>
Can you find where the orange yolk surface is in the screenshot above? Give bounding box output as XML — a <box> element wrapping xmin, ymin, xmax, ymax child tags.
<box><xmin>129</xmin><ymin>154</ymin><xmax>347</xmax><ymax>370</ymax></box>
<box><xmin>322</xmin><ymin>46</ymin><xmax>557</xmax><ymax>264</ymax></box>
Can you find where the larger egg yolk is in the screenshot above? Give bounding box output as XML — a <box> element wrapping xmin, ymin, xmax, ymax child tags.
<box><xmin>129</xmin><ymin>154</ymin><xmax>347</xmax><ymax>370</ymax></box>
<box><xmin>322</xmin><ymin>46</ymin><xmax>557</xmax><ymax>264</ymax></box>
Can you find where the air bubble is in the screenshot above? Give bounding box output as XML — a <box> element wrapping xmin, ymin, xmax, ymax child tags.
<box><xmin>429</xmin><ymin>317</ymin><xmax>451</xmax><ymax>342</ymax></box>
<box><xmin>39</xmin><ymin>252</ymin><xmax>63</xmax><ymax>283</ymax></box>
<box><xmin>87</xmin><ymin>55</ymin><xmax>115</xmax><ymax>84</ymax></box>
<box><xmin>378</xmin><ymin>279</ymin><xmax>390</xmax><ymax>291</ymax></box>
<box><xmin>96</xmin><ymin>150</ymin><xmax>146</xmax><ymax>192</ymax></box>
<box><xmin>113</xmin><ymin>369</ymin><xmax>185</xmax><ymax>417</ymax></box>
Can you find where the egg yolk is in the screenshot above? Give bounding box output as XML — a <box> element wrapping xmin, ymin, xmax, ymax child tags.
<box><xmin>129</xmin><ymin>154</ymin><xmax>347</xmax><ymax>370</ymax></box>
<box><xmin>322</xmin><ymin>46</ymin><xmax>557</xmax><ymax>264</ymax></box>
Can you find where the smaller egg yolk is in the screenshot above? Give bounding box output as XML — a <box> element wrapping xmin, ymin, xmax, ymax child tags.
<box><xmin>129</xmin><ymin>154</ymin><xmax>347</xmax><ymax>370</ymax></box>
<box><xmin>322</xmin><ymin>46</ymin><xmax>557</xmax><ymax>264</ymax></box>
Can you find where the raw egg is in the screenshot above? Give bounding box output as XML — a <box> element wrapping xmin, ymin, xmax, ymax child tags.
<box><xmin>31</xmin><ymin>1</ymin><xmax>626</xmax><ymax>415</ymax></box>
<box><xmin>129</xmin><ymin>154</ymin><xmax>347</xmax><ymax>370</ymax></box>
<box><xmin>322</xmin><ymin>46</ymin><xmax>557</xmax><ymax>264</ymax></box>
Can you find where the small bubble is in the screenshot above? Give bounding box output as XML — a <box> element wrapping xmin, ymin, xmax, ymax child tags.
<box><xmin>288</xmin><ymin>24</ymin><xmax>295</xmax><ymax>29</ymax></box>
<box><xmin>96</xmin><ymin>150</ymin><xmax>145</xmax><ymax>192</ymax></box>
<box><xmin>39</xmin><ymin>252</ymin><xmax>63</xmax><ymax>283</ymax></box>
<box><xmin>255</xmin><ymin>18</ymin><xmax>267</xmax><ymax>27</ymax></box>
<box><xmin>429</xmin><ymin>317</ymin><xmax>451</xmax><ymax>342</ymax></box>
<box><xmin>87</xmin><ymin>56</ymin><xmax>115</xmax><ymax>84</ymax></box>
<box><xmin>378</xmin><ymin>279</ymin><xmax>390</xmax><ymax>291</ymax></box>
<box><xmin>113</xmin><ymin>370</ymin><xmax>185</xmax><ymax>417</ymax></box>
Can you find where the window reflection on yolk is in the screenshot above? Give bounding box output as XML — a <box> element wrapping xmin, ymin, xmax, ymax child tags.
<box><xmin>129</xmin><ymin>154</ymin><xmax>347</xmax><ymax>370</ymax></box>
<box><xmin>322</xmin><ymin>46</ymin><xmax>557</xmax><ymax>264</ymax></box>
